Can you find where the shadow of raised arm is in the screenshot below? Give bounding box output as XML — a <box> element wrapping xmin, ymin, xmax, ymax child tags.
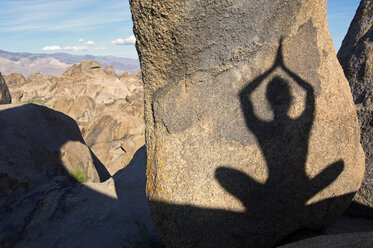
<box><xmin>239</xmin><ymin>61</ymin><xmax>276</xmax><ymax>127</ymax></box>
<box><xmin>281</xmin><ymin>62</ymin><xmax>315</xmax><ymax>120</ymax></box>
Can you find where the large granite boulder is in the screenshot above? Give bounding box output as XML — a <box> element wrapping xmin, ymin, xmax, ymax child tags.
<box><xmin>130</xmin><ymin>0</ymin><xmax>365</xmax><ymax>247</ymax></box>
<box><xmin>3</xmin><ymin>73</ymin><xmax>26</xmax><ymax>102</ymax></box>
<box><xmin>337</xmin><ymin>0</ymin><xmax>373</xmax><ymax>218</ymax></box>
<box><xmin>0</xmin><ymin>72</ymin><xmax>11</xmax><ymax>104</ymax></box>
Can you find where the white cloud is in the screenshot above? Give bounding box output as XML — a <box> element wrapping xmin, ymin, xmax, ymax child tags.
<box><xmin>42</xmin><ymin>45</ymin><xmax>62</xmax><ymax>51</ymax></box>
<box><xmin>111</xmin><ymin>35</ymin><xmax>136</xmax><ymax>45</ymax></box>
<box><xmin>63</xmin><ymin>46</ymin><xmax>88</xmax><ymax>51</ymax></box>
<box><xmin>78</xmin><ymin>38</ymin><xmax>95</xmax><ymax>45</ymax></box>
<box><xmin>42</xmin><ymin>45</ymin><xmax>88</xmax><ymax>51</ymax></box>
<box><xmin>94</xmin><ymin>46</ymin><xmax>107</xmax><ymax>50</ymax></box>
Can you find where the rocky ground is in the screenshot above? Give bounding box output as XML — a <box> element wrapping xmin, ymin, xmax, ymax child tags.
<box><xmin>4</xmin><ymin>60</ymin><xmax>145</xmax><ymax>175</ymax></box>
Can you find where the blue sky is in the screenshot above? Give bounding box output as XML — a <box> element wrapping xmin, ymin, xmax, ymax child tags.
<box><xmin>0</xmin><ymin>0</ymin><xmax>360</xmax><ymax>59</ymax></box>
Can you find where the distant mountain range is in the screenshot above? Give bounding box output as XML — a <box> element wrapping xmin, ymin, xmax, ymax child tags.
<box><xmin>0</xmin><ymin>50</ymin><xmax>140</xmax><ymax>77</ymax></box>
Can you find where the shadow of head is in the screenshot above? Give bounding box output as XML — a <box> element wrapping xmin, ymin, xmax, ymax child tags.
<box><xmin>266</xmin><ymin>76</ymin><xmax>292</xmax><ymax>115</ymax></box>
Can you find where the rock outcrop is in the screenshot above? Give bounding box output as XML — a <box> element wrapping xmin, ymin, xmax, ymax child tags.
<box><xmin>130</xmin><ymin>0</ymin><xmax>365</xmax><ymax>247</ymax></box>
<box><xmin>5</xmin><ymin>61</ymin><xmax>144</xmax><ymax>174</ymax></box>
<box><xmin>3</xmin><ymin>73</ymin><xmax>26</xmax><ymax>102</ymax></box>
<box><xmin>337</xmin><ymin>0</ymin><xmax>373</xmax><ymax>107</ymax></box>
<box><xmin>337</xmin><ymin>0</ymin><xmax>373</xmax><ymax>219</ymax></box>
<box><xmin>0</xmin><ymin>72</ymin><xmax>11</xmax><ymax>104</ymax></box>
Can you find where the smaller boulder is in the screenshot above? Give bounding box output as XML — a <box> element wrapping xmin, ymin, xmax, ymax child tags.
<box><xmin>3</xmin><ymin>73</ymin><xmax>26</xmax><ymax>86</ymax></box>
<box><xmin>64</xmin><ymin>60</ymin><xmax>108</xmax><ymax>78</ymax></box>
<box><xmin>0</xmin><ymin>73</ymin><xmax>11</xmax><ymax>104</ymax></box>
<box><xmin>0</xmin><ymin>103</ymin><xmax>111</xmax><ymax>247</ymax></box>
<box><xmin>0</xmin><ymin>103</ymin><xmax>110</xmax><ymax>203</ymax></box>
<box><xmin>104</xmin><ymin>65</ymin><xmax>117</xmax><ymax>77</ymax></box>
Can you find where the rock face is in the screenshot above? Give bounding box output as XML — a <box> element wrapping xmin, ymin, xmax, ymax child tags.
<box><xmin>337</xmin><ymin>0</ymin><xmax>373</xmax><ymax>218</ymax></box>
<box><xmin>338</xmin><ymin>0</ymin><xmax>373</xmax><ymax>107</ymax></box>
<box><xmin>0</xmin><ymin>72</ymin><xmax>11</xmax><ymax>104</ymax></box>
<box><xmin>130</xmin><ymin>1</ymin><xmax>365</xmax><ymax>247</ymax></box>
<box><xmin>5</xmin><ymin>61</ymin><xmax>145</xmax><ymax>174</ymax></box>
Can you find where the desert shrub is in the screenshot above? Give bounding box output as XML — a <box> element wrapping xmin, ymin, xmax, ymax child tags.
<box><xmin>70</xmin><ymin>168</ymin><xmax>87</xmax><ymax>183</ymax></box>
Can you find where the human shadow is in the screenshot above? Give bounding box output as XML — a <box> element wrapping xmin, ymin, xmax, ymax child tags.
<box><xmin>216</xmin><ymin>40</ymin><xmax>348</xmax><ymax>245</ymax></box>
<box><xmin>148</xmin><ymin>41</ymin><xmax>354</xmax><ymax>248</ymax></box>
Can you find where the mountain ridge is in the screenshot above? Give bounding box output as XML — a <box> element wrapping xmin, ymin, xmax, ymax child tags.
<box><xmin>0</xmin><ymin>49</ymin><xmax>140</xmax><ymax>76</ymax></box>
